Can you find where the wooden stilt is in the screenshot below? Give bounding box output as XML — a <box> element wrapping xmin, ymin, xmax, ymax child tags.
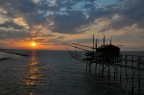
<box><xmin>138</xmin><ymin>57</ymin><xmax>141</xmax><ymax>95</ymax></box>
<box><xmin>131</xmin><ymin>56</ymin><xmax>134</xmax><ymax>95</ymax></box>
<box><xmin>99</xmin><ymin>64</ymin><xmax>101</xmax><ymax>77</ymax></box>
<box><xmin>125</xmin><ymin>55</ymin><xmax>128</xmax><ymax>84</ymax></box>
<box><xmin>95</xmin><ymin>63</ymin><xmax>97</xmax><ymax>75</ymax></box>
<box><xmin>120</xmin><ymin>55</ymin><xmax>122</xmax><ymax>84</ymax></box>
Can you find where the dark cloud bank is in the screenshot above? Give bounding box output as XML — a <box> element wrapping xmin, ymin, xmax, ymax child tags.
<box><xmin>0</xmin><ymin>0</ymin><xmax>144</xmax><ymax>34</ymax></box>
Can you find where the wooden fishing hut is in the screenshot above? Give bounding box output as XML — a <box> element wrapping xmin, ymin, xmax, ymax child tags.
<box><xmin>63</xmin><ymin>35</ymin><xmax>144</xmax><ymax>95</ymax></box>
<box><xmin>97</xmin><ymin>44</ymin><xmax>120</xmax><ymax>58</ymax></box>
<box><xmin>84</xmin><ymin>34</ymin><xmax>120</xmax><ymax>64</ymax></box>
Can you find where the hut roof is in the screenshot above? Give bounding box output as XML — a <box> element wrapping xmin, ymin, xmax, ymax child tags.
<box><xmin>98</xmin><ymin>44</ymin><xmax>120</xmax><ymax>49</ymax></box>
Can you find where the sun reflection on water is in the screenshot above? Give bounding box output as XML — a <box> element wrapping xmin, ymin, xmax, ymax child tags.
<box><xmin>23</xmin><ymin>50</ymin><xmax>43</xmax><ymax>94</ymax></box>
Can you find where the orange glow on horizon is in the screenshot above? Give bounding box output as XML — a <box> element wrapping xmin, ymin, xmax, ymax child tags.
<box><xmin>0</xmin><ymin>40</ymin><xmax>66</xmax><ymax>50</ymax></box>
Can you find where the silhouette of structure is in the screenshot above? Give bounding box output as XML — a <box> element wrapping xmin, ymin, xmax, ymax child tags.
<box><xmin>64</xmin><ymin>34</ymin><xmax>144</xmax><ymax>95</ymax></box>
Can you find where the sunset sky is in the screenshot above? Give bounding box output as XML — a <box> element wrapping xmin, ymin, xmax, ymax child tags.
<box><xmin>0</xmin><ymin>0</ymin><xmax>144</xmax><ymax>51</ymax></box>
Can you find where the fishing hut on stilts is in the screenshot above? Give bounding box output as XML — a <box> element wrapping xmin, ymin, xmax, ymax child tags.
<box><xmin>63</xmin><ymin>34</ymin><xmax>144</xmax><ymax>95</ymax></box>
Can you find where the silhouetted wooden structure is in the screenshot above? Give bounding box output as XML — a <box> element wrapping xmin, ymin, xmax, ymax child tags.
<box><xmin>97</xmin><ymin>44</ymin><xmax>120</xmax><ymax>57</ymax></box>
<box><xmin>64</xmin><ymin>34</ymin><xmax>144</xmax><ymax>95</ymax></box>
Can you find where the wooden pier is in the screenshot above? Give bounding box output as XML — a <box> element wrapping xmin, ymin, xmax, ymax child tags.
<box><xmin>64</xmin><ymin>34</ymin><xmax>144</xmax><ymax>95</ymax></box>
<box><xmin>85</xmin><ymin>54</ymin><xmax>144</xmax><ymax>95</ymax></box>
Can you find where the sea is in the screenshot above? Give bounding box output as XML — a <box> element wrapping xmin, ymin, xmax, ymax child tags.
<box><xmin>0</xmin><ymin>50</ymin><xmax>144</xmax><ymax>95</ymax></box>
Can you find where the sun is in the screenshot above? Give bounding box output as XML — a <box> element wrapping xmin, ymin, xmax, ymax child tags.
<box><xmin>31</xmin><ymin>42</ymin><xmax>37</xmax><ymax>47</ymax></box>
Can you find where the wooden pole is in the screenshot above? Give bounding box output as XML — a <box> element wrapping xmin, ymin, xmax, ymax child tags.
<box><xmin>120</xmin><ymin>54</ymin><xmax>122</xmax><ymax>84</ymax></box>
<box><xmin>93</xmin><ymin>34</ymin><xmax>95</xmax><ymax>52</ymax></box>
<box><xmin>86</xmin><ymin>61</ymin><xmax>88</xmax><ymax>72</ymax></box>
<box><xmin>95</xmin><ymin>63</ymin><xmax>97</xmax><ymax>75</ymax></box>
<box><xmin>116</xmin><ymin>57</ymin><xmax>118</xmax><ymax>79</ymax></box>
<box><xmin>131</xmin><ymin>56</ymin><xmax>134</xmax><ymax>95</ymax></box>
<box><xmin>125</xmin><ymin>55</ymin><xmax>128</xmax><ymax>84</ymax></box>
<box><xmin>108</xmin><ymin>65</ymin><xmax>111</xmax><ymax>80</ymax></box>
<box><xmin>113</xmin><ymin>59</ymin><xmax>116</xmax><ymax>81</ymax></box>
<box><xmin>102</xmin><ymin>57</ymin><xmax>104</xmax><ymax>78</ymax></box>
<box><xmin>95</xmin><ymin>39</ymin><xmax>97</xmax><ymax>52</ymax></box>
<box><xmin>99</xmin><ymin>63</ymin><xmax>101</xmax><ymax>77</ymax></box>
<box><xmin>89</xmin><ymin>62</ymin><xmax>92</xmax><ymax>73</ymax></box>
<box><xmin>138</xmin><ymin>57</ymin><xmax>141</xmax><ymax>95</ymax></box>
<box><xmin>103</xmin><ymin>34</ymin><xmax>105</xmax><ymax>45</ymax></box>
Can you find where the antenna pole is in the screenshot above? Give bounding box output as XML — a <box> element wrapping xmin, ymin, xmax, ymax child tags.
<box><xmin>95</xmin><ymin>39</ymin><xmax>97</xmax><ymax>52</ymax></box>
<box><xmin>103</xmin><ymin>34</ymin><xmax>105</xmax><ymax>45</ymax></box>
<box><xmin>97</xmin><ymin>36</ymin><xmax>99</xmax><ymax>47</ymax></box>
<box><xmin>110</xmin><ymin>37</ymin><xmax>112</xmax><ymax>45</ymax></box>
<box><xmin>93</xmin><ymin>34</ymin><xmax>95</xmax><ymax>52</ymax></box>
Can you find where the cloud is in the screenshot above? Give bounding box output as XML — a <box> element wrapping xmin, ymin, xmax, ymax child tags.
<box><xmin>0</xmin><ymin>15</ymin><xmax>9</xmax><ymax>24</ymax></box>
<box><xmin>51</xmin><ymin>12</ymin><xmax>89</xmax><ymax>34</ymax></box>
<box><xmin>0</xmin><ymin>0</ymin><xmax>144</xmax><ymax>50</ymax></box>
<box><xmin>13</xmin><ymin>17</ymin><xmax>30</xmax><ymax>30</ymax></box>
<box><xmin>0</xmin><ymin>22</ymin><xmax>25</xmax><ymax>30</ymax></box>
<box><xmin>0</xmin><ymin>8</ymin><xmax>7</xmax><ymax>14</ymax></box>
<box><xmin>0</xmin><ymin>0</ymin><xmax>121</xmax><ymax>34</ymax></box>
<box><xmin>100</xmin><ymin>0</ymin><xmax>144</xmax><ymax>32</ymax></box>
<box><xmin>0</xmin><ymin>8</ymin><xmax>10</xmax><ymax>24</ymax></box>
<box><xmin>0</xmin><ymin>31</ymin><xmax>28</xmax><ymax>40</ymax></box>
<box><xmin>32</xmin><ymin>0</ymin><xmax>42</xmax><ymax>4</ymax></box>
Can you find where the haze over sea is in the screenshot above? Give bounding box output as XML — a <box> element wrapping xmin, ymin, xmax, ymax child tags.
<box><xmin>0</xmin><ymin>50</ymin><xmax>143</xmax><ymax>95</ymax></box>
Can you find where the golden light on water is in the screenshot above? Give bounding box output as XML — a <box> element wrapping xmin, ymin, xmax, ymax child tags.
<box><xmin>24</xmin><ymin>50</ymin><xmax>43</xmax><ymax>94</ymax></box>
<box><xmin>25</xmin><ymin>52</ymin><xmax>40</xmax><ymax>85</ymax></box>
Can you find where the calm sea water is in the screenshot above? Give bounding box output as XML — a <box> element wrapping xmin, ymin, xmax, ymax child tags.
<box><xmin>0</xmin><ymin>50</ymin><xmax>143</xmax><ymax>95</ymax></box>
